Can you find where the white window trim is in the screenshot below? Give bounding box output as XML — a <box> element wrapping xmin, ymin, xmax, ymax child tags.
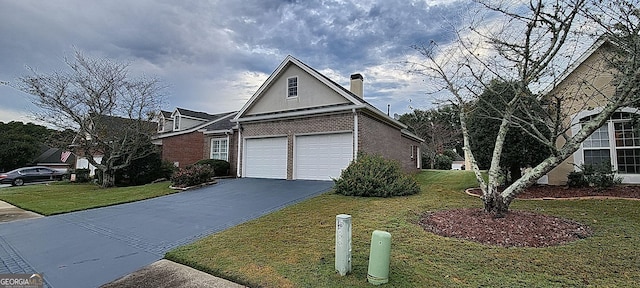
<box><xmin>410</xmin><ymin>145</ymin><xmax>414</xmax><ymax>159</ymax></box>
<box><xmin>158</xmin><ymin>118</ymin><xmax>165</xmax><ymax>132</ymax></box>
<box><xmin>210</xmin><ymin>137</ymin><xmax>229</xmax><ymax>161</ymax></box>
<box><xmin>286</xmin><ymin>76</ymin><xmax>299</xmax><ymax>98</ymax></box>
<box><xmin>572</xmin><ymin>107</ymin><xmax>640</xmax><ymax>183</ymax></box>
<box><xmin>173</xmin><ymin>116</ymin><xmax>181</xmax><ymax>131</ymax></box>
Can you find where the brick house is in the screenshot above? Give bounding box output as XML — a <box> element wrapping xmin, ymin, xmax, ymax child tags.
<box><xmin>232</xmin><ymin>55</ymin><xmax>423</xmax><ymax>180</ymax></box>
<box><xmin>153</xmin><ymin>108</ymin><xmax>238</xmax><ymax>172</ymax></box>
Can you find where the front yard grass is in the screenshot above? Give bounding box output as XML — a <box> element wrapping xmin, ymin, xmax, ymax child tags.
<box><xmin>166</xmin><ymin>170</ymin><xmax>640</xmax><ymax>287</ymax></box>
<box><xmin>0</xmin><ymin>181</ymin><xmax>176</xmax><ymax>215</ymax></box>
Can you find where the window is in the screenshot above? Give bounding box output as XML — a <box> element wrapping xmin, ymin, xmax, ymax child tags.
<box><xmin>287</xmin><ymin>76</ymin><xmax>298</xmax><ymax>98</ymax></box>
<box><xmin>173</xmin><ymin>116</ymin><xmax>180</xmax><ymax>131</ymax></box>
<box><xmin>210</xmin><ymin>138</ymin><xmax>229</xmax><ymax>161</ymax></box>
<box><xmin>158</xmin><ymin>119</ymin><xmax>164</xmax><ymax>132</ymax></box>
<box><xmin>580</xmin><ymin>111</ymin><xmax>640</xmax><ymax>174</ymax></box>
<box><xmin>614</xmin><ymin>118</ymin><xmax>640</xmax><ymax>173</ymax></box>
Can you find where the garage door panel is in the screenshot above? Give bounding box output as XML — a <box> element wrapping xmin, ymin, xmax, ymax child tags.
<box><xmin>295</xmin><ymin>133</ymin><xmax>353</xmax><ymax>180</ymax></box>
<box><xmin>245</xmin><ymin>137</ymin><xmax>287</xmax><ymax>179</ymax></box>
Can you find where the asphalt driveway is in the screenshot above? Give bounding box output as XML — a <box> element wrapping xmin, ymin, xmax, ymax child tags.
<box><xmin>0</xmin><ymin>178</ymin><xmax>334</xmax><ymax>287</ymax></box>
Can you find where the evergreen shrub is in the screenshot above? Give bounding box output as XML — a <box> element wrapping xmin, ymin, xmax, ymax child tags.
<box><xmin>333</xmin><ymin>153</ymin><xmax>420</xmax><ymax>197</ymax></box>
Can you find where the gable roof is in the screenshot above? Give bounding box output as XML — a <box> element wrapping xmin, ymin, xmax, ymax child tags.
<box><xmin>154</xmin><ymin>111</ymin><xmax>237</xmax><ymax>139</ymax></box>
<box><xmin>160</xmin><ymin>110</ymin><xmax>172</xmax><ymax>119</ymax></box>
<box><xmin>233</xmin><ymin>55</ymin><xmax>410</xmax><ymax>131</ymax></box>
<box><xmin>539</xmin><ymin>37</ymin><xmax>609</xmax><ymax>95</ymax></box>
<box><xmin>32</xmin><ymin>147</ymin><xmax>75</xmax><ymax>164</ymax></box>
<box><xmin>173</xmin><ymin>108</ymin><xmax>221</xmax><ymax>121</ymax></box>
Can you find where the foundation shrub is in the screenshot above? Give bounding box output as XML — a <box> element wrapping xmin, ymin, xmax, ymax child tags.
<box><xmin>333</xmin><ymin>153</ymin><xmax>420</xmax><ymax>197</ymax></box>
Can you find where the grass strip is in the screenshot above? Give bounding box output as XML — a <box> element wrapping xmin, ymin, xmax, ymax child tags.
<box><xmin>166</xmin><ymin>170</ymin><xmax>640</xmax><ymax>287</ymax></box>
<box><xmin>0</xmin><ymin>181</ymin><xmax>176</xmax><ymax>215</ymax></box>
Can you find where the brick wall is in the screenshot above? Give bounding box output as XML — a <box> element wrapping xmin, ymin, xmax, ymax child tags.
<box><xmin>160</xmin><ymin>131</ymin><xmax>204</xmax><ymax>168</ymax></box>
<box><xmin>240</xmin><ymin>112</ymin><xmax>354</xmax><ymax>179</ymax></box>
<box><xmin>203</xmin><ymin>132</ymin><xmax>237</xmax><ymax>176</ymax></box>
<box><xmin>358</xmin><ymin>112</ymin><xmax>421</xmax><ymax>172</ymax></box>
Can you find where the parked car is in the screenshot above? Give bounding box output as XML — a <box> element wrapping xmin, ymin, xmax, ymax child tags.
<box><xmin>0</xmin><ymin>166</ymin><xmax>66</xmax><ymax>186</ymax></box>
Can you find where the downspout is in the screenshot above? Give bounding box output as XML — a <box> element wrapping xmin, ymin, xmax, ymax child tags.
<box><xmin>225</xmin><ymin>131</ymin><xmax>230</xmax><ymax>162</ymax></box>
<box><xmin>236</xmin><ymin>123</ymin><xmax>242</xmax><ymax>178</ymax></box>
<box><xmin>353</xmin><ymin>108</ymin><xmax>358</xmax><ymax>160</ymax></box>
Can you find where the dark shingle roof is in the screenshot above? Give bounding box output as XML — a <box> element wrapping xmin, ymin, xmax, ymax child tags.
<box><xmin>201</xmin><ymin>112</ymin><xmax>237</xmax><ymax>131</ymax></box>
<box><xmin>176</xmin><ymin>108</ymin><xmax>220</xmax><ymax>120</ymax></box>
<box><xmin>161</xmin><ymin>110</ymin><xmax>172</xmax><ymax>118</ymax></box>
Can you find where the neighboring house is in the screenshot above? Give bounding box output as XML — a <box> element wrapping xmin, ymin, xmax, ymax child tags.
<box><xmin>232</xmin><ymin>55</ymin><xmax>424</xmax><ymax>180</ymax></box>
<box><xmin>541</xmin><ymin>38</ymin><xmax>639</xmax><ymax>185</ymax></box>
<box><xmin>73</xmin><ymin>114</ymin><xmax>157</xmax><ymax>176</ymax></box>
<box><xmin>450</xmin><ymin>153</ymin><xmax>465</xmax><ymax>170</ymax></box>
<box><xmin>32</xmin><ymin>145</ymin><xmax>75</xmax><ymax>172</ymax></box>
<box><xmin>152</xmin><ymin>108</ymin><xmax>238</xmax><ymax>172</ymax></box>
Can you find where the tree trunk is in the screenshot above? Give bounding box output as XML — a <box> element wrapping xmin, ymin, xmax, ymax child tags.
<box><xmin>482</xmin><ymin>189</ymin><xmax>510</xmax><ymax>218</ymax></box>
<box><xmin>102</xmin><ymin>170</ymin><xmax>116</xmax><ymax>188</ymax></box>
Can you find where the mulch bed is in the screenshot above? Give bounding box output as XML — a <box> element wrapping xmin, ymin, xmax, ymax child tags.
<box><xmin>467</xmin><ymin>185</ymin><xmax>640</xmax><ymax>199</ymax></box>
<box><xmin>419</xmin><ymin>208</ymin><xmax>592</xmax><ymax>248</ymax></box>
<box><xmin>419</xmin><ymin>185</ymin><xmax>640</xmax><ymax>248</ymax></box>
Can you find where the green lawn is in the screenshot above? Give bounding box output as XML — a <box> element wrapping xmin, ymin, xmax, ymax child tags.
<box><xmin>166</xmin><ymin>170</ymin><xmax>640</xmax><ymax>287</ymax></box>
<box><xmin>0</xmin><ymin>181</ymin><xmax>176</xmax><ymax>215</ymax></box>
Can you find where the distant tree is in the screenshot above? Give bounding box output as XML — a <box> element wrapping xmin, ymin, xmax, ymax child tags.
<box><xmin>44</xmin><ymin>128</ymin><xmax>77</xmax><ymax>150</ymax></box>
<box><xmin>0</xmin><ymin>121</ymin><xmax>49</xmax><ymax>171</ymax></box>
<box><xmin>468</xmin><ymin>80</ymin><xmax>551</xmax><ymax>184</ymax></box>
<box><xmin>18</xmin><ymin>51</ymin><xmax>164</xmax><ymax>188</ymax></box>
<box><xmin>398</xmin><ymin>106</ymin><xmax>462</xmax><ymax>168</ymax></box>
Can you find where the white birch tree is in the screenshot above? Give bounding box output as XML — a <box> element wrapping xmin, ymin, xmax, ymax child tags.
<box><xmin>412</xmin><ymin>0</ymin><xmax>640</xmax><ymax>217</ymax></box>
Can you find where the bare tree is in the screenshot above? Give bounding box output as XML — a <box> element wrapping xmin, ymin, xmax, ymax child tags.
<box><xmin>18</xmin><ymin>51</ymin><xmax>164</xmax><ymax>188</ymax></box>
<box><xmin>399</xmin><ymin>107</ymin><xmax>462</xmax><ymax>168</ymax></box>
<box><xmin>412</xmin><ymin>0</ymin><xmax>640</xmax><ymax>217</ymax></box>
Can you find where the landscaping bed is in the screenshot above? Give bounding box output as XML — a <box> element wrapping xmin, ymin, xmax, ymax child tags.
<box><xmin>467</xmin><ymin>185</ymin><xmax>640</xmax><ymax>199</ymax></box>
<box><xmin>419</xmin><ymin>208</ymin><xmax>592</xmax><ymax>248</ymax></box>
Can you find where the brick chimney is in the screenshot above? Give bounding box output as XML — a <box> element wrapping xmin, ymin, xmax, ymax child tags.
<box><xmin>350</xmin><ymin>74</ymin><xmax>363</xmax><ymax>98</ymax></box>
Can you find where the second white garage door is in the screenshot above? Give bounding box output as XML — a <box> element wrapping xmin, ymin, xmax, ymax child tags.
<box><xmin>244</xmin><ymin>137</ymin><xmax>287</xmax><ymax>179</ymax></box>
<box><xmin>295</xmin><ymin>133</ymin><xmax>353</xmax><ymax>180</ymax></box>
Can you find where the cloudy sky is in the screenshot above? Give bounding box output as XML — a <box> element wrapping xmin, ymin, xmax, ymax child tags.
<box><xmin>0</xmin><ymin>0</ymin><xmax>468</xmax><ymax>124</ymax></box>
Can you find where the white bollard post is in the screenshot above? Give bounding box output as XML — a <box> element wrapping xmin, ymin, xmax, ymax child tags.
<box><xmin>335</xmin><ymin>214</ymin><xmax>352</xmax><ymax>276</ymax></box>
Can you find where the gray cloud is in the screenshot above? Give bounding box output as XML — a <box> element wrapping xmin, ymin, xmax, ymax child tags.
<box><xmin>0</xmin><ymin>0</ymin><xmax>464</xmax><ymax>123</ymax></box>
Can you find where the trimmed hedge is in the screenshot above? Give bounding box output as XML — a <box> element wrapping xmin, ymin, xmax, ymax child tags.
<box><xmin>195</xmin><ymin>159</ymin><xmax>230</xmax><ymax>176</ymax></box>
<box><xmin>333</xmin><ymin>153</ymin><xmax>420</xmax><ymax>197</ymax></box>
<box><xmin>567</xmin><ymin>163</ymin><xmax>622</xmax><ymax>190</ymax></box>
<box><xmin>170</xmin><ymin>164</ymin><xmax>215</xmax><ymax>188</ymax></box>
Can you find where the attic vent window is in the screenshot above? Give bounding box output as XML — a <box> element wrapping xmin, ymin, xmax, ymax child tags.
<box><xmin>173</xmin><ymin>116</ymin><xmax>180</xmax><ymax>131</ymax></box>
<box><xmin>287</xmin><ymin>76</ymin><xmax>298</xmax><ymax>98</ymax></box>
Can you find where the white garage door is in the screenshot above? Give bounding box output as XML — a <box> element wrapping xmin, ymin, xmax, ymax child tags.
<box><xmin>295</xmin><ymin>133</ymin><xmax>353</xmax><ymax>180</ymax></box>
<box><xmin>244</xmin><ymin>137</ymin><xmax>287</xmax><ymax>179</ymax></box>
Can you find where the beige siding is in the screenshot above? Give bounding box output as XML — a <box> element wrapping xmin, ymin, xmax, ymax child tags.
<box><xmin>245</xmin><ymin>64</ymin><xmax>350</xmax><ymax>115</ymax></box>
<box><xmin>177</xmin><ymin>117</ymin><xmax>206</xmax><ymax>131</ymax></box>
<box><xmin>545</xmin><ymin>43</ymin><xmax>617</xmax><ymax>185</ymax></box>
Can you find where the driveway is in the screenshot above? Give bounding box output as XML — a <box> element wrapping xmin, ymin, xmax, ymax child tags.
<box><xmin>0</xmin><ymin>178</ymin><xmax>333</xmax><ymax>288</ymax></box>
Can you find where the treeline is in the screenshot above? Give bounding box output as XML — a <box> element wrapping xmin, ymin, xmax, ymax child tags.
<box><xmin>0</xmin><ymin>121</ymin><xmax>75</xmax><ymax>172</ymax></box>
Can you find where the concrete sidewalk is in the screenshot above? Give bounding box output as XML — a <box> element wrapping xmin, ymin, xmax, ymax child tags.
<box><xmin>0</xmin><ymin>200</ymin><xmax>43</xmax><ymax>223</ymax></box>
<box><xmin>101</xmin><ymin>260</ymin><xmax>245</xmax><ymax>288</ymax></box>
